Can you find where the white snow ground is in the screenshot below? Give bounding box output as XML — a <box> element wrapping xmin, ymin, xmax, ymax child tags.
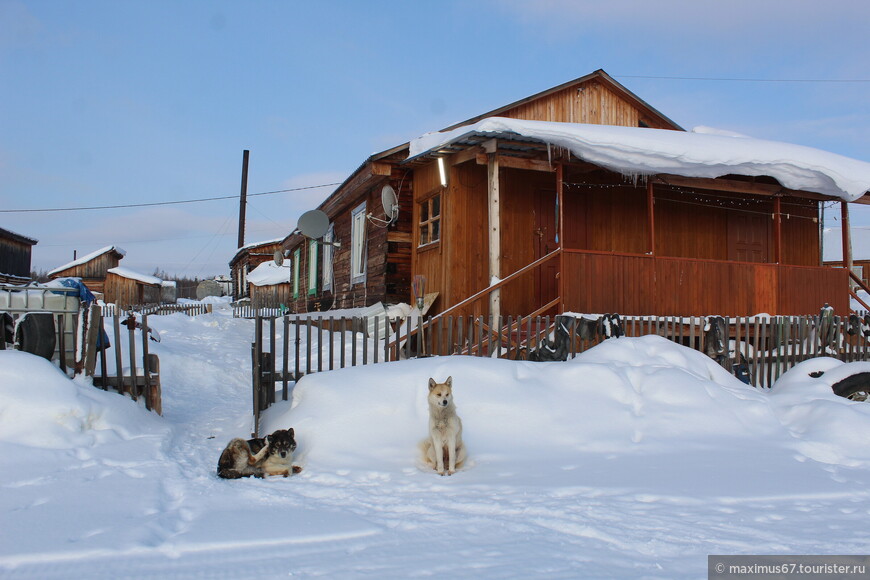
<box><xmin>2</xmin><ymin>304</ymin><xmax>870</xmax><ymax>579</ymax></box>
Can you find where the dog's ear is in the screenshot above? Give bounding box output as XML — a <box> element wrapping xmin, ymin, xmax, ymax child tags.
<box><xmin>288</xmin><ymin>428</ymin><xmax>294</xmax><ymax>438</ymax></box>
<box><xmin>263</xmin><ymin>435</ymin><xmax>271</xmax><ymax>446</ymax></box>
<box><xmin>446</xmin><ymin>376</ymin><xmax>452</xmax><ymax>387</ymax></box>
<box><xmin>428</xmin><ymin>378</ymin><xmax>436</xmax><ymax>391</ymax></box>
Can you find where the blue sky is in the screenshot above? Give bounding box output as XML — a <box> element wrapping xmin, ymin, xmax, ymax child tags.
<box><xmin>2</xmin><ymin>0</ymin><xmax>869</xmax><ymax>278</ymax></box>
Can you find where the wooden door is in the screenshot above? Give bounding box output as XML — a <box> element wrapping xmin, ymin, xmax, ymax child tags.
<box><xmin>727</xmin><ymin>213</ymin><xmax>771</xmax><ymax>263</ymax></box>
<box><xmin>534</xmin><ymin>189</ymin><xmax>559</xmax><ymax>304</ymax></box>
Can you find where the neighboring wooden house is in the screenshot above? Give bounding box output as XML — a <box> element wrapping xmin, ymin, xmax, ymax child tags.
<box><xmin>0</xmin><ymin>227</ymin><xmax>38</xmax><ymax>284</ymax></box>
<box><xmin>104</xmin><ymin>267</ymin><xmax>162</xmax><ymax>309</ymax></box>
<box><xmin>279</xmin><ymin>69</ymin><xmax>870</xmax><ymax>318</ymax></box>
<box><xmin>229</xmin><ymin>239</ymin><xmax>284</xmax><ymax>301</ymax></box>
<box><xmin>246</xmin><ymin>260</ymin><xmax>294</xmax><ymax>308</ymax></box>
<box><xmin>48</xmin><ymin>246</ymin><xmax>126</xmax><ymax>295</ymax></box>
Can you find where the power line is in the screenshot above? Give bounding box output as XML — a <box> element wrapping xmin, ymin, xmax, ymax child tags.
<box><xmin>0</xmin><ymin>182</ymin><xmax>341</xmax><ymax>214</ymax></box>
<box><xmin>616</xmin><ymin>74</ymin><xmax>870</xmax><ymax>84</ymax></box>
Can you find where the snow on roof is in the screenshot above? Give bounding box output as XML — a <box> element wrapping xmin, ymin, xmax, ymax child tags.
<box><xmin>230</xmin><ymin>238</ymin><xmax>284</xmax><ymax>265</ymax></box>
<box><xmin>408</xmin><ymin>117</ymin><xmax>870</xmax><ymax>201</ymax></box>
<box><xmin>107</xmin><ymin>267</ymin><xmax>162</xmax><ymax>286</ymax></box>
<box><xmin>247</xmin><ymin>260</ymin><xmax>293</xmax><ymax>286</ymax></box>
<box><xmin>823</xmin><ymin>227</ymin><xmax>870</xmax><ymax>262</ymax></box>
<box><xmin>48</xmin><ymin>245</ymin><xmax>126</xmax><ymax>275</ymax></box>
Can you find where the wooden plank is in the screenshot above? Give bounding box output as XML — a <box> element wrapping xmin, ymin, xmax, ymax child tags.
<box><xmin>488</xmin><ymin>152</ymin><xmax>501</xmax><ymax>320</ymax></box>
<box><xmin>282</xmin><ymin>316</ymin><xmax>289</xmax><ymax>400</ymax></box>
<box><xmin>142</xmin><ymin>314</ymin><xmax>151</xmax><ymax>411</ymax></box>
<box><xmin>475</xmin><ymin>153</ymin><xmax>556</xmax><ymax>173</ymax></box>
<box><xmin>148</xmin><ymin>353</ymin><xmax>162</xmax><ymax>415</ymax></box>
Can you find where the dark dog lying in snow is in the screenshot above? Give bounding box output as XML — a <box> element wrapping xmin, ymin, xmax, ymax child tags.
<box><xmin>217</xmin><ymin>428</ymin><xmax>302</xmax><ymax>479</ymax></box>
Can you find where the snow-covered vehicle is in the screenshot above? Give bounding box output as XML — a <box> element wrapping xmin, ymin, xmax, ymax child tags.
<box><xmin>0</xmin><ymin>281</ymin><xmax>83</xmax><ymax>365</ymax></box>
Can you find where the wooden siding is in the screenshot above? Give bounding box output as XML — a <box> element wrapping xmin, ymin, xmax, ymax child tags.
<box><xmin>562</xmin><ymin>250</ymin><xmax>848</xmax><ymax>316</ymax></box>
<box><xmin>0</xmin><ymin>237</ymin><xmax>33</xmax><ymax>280</ymax></box>
<box><xmin>50</xmin><ymin>251</ymin><xmax>124</xmax><ymax>295</ymax></box>
<box><xmin>502</xmin><ymin>80</ymin><xmax>675</xmax><ymax>129</ymax></box>
<box><xmin>104</xmin><ymin>273</ymin><xmax>161</xmax><ymax>309</ymax></box>
<box><xmin>230</xmin><ymin>241</ymin><xmax>282</xmax><ymax>300</ymax></box>
<box><xmin>275</xmin><ymin>164</ymin><xmax>412</xmax><ymax>312</ymax></box>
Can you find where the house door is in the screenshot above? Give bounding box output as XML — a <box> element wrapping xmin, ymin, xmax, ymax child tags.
<box><xmin>727</xmin><ymin>212</ymin><xmax>770</xmax><ymax>263</ymax></box>
<box><xmin>534</xmin><ymin>189</ymin><xmax>559</xmax><ymax>304</ymax></box>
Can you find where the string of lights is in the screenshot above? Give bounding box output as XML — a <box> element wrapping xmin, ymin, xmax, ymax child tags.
<box><xmin>562</xmin><ymin>180</ymin><xmax>826</xmax><ymax>222</ymax></box>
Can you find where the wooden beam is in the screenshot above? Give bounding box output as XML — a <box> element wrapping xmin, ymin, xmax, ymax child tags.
<box><xmin>653</xmin><ymin>174</ymin><xmax>831</xmax><ymax>202</ymax></box>
<box><xmin>773</xmin><ymin>196</ymin><xmax>782</xmax><ymax>264</ymax></box>
<box><xmin>842</xmin><ymin>201</ymin><xmax>853</xmax><ymax>275</ymax></box>
<box><xmin>647</xmin><ymin>179</ymin><xmax>655</xmax><ymax>255</ymax></box>
<box><xmin>371</xmin><ymin>161</ymin><xmax>393</xmax><ymax>176</ymax></box>
<box><xmin>487</xmin><ymin>152</ymin><xmax>501</xmax><ymax>319</ymax></box>
<box><xmin>557</xmin><ymin>163</ymin><xmax>565</xmax><ymax>313</ymax></box>
<box><xmin>476</xmin><ymin>153</ymin><xmax>555</xmax><ymax>172</ymax></box>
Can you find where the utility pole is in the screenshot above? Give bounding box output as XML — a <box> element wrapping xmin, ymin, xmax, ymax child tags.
<box><xmin>237</xmin><ymin>149</ymin><xmax>250</xmax><ymax>249</ymax></box>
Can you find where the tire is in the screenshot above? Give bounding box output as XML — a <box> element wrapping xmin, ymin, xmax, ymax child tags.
<box><xmin>831</xmin><ymin>372</ymin><xmax>870</xmax><ymax>402</ymax></box>
<box><xmin>16</xmin><ymin>313</ymin><xmax>57</xmax><ymax>361</ymax></box>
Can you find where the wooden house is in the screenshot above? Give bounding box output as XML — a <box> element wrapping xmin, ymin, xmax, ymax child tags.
<box><xmin>48</xmin><ymin>246</ymin><xmax>126</xmax><ymax>295</ymax></box>
<box><xmin>279</xmin><ymin>69</ymin><xmax>870</xmax><ymax>318</ymax></box>
<box><xmin>229</xmin><ymin>239</ymin><xmax>284</xmax><ymax>301</ymax></box>
<box><xmin>104</xmin><ymin>267</ymin><xmax>162</xmax><ymax>309</ymax></box>
<box><xmin>0</xmin><ymin>227</ymin><xmax>38</xmax><ymax>284</ymax></box>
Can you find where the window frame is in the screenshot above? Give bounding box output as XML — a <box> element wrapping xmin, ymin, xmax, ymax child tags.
<box><xmin>322</xmin><ymin>222</ymin><xmax>334</xmax><ymax>292</ymax></box>
<box><xmin>307</xmin><ymin>238</ymin><xmax>318</xmax><ymax>296</ymax></box>
<box><xmin>292</xmin><ymin>248</ymin><xmax>301</xmax><ymax>299</ymax></box>
<box><xmin>350</xmin><ymin>202</ymin><xmax>367</xmax><ymax>285</ymax></box>
<box><xmin>417</xmin><ymin>189</ymin><xmax>442</xmax><ymax>249</ymax></box>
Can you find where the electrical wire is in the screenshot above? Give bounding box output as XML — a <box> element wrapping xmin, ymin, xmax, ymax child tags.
<box><xmin>0</xmin><ymin>183</ymin><xmax>342</xmax><ymax>214</ymax></box>
<box><xmin>615</xmin><ymin>74</ymin><xmax>870</xmax><ymax>84</ymax></box>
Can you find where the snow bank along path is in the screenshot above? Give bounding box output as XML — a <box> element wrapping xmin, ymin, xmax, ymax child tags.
<box><xmin>2</xmin><ymin>310</ymin><xmax>870</xmax><ymax>578</ymax></box>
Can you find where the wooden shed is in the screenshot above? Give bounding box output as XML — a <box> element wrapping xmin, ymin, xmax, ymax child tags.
<box><xmin>229</xmin><ymin>239</ymin><xmax>284</xmax><ymax>301</ymax></box>
<box><xmin>104</xmin><ymin>267</ymin><xmax>162</xmax><ymax>309</ymax></box>
<box><xmin>280</xmin><ymin>69</ymin><xmax>870</xmax><ymax>318</ymax></box>
<box><xmin>48</xmin><ymin>246</ymin><xmax>126</xmax><ymax>295</ymax></box>
<box><xmin>0</xmin><ymin>227</ymin><xmax>38</xmax><ymax>284</ymax></box>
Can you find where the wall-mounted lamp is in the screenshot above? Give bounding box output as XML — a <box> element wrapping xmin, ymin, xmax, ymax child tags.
<box><xmin>437</xmin><ymin>157</ymin><xmax>448</xmax><ymax>187</ymax></box>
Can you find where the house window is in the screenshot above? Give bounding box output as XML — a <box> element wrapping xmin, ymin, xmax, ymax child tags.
<box><xmin>351</xmin><ymin>202</ymin><xmax>367</xmax><ymax>284</ymax></box>
<box><xmin>293</xmin><ymin>248</ymin><xmax>301</xmax><ymax>298</ymax></box>
<box><xmin>418</xmin><ymin>193</ymin><xmax>441</xmax><ymax>247</ymax></box>
<box><xmin>322</xmin><ymin>223</ymin><xmax>334</xmax><ymax>291</ymax></box>
<box><xmin>308</xmin><ymin>238</ymin><xmax>318</xmax><ymax>296</ymax></box>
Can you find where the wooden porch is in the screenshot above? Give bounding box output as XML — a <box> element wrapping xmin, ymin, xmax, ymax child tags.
<box><xmin>560</xmin><ymin>249</ymin><xmax>850</xmax><ymax>316</ymax></box>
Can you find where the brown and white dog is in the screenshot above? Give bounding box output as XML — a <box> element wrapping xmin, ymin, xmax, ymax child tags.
<box><xmin>217</xmin><ymin>428</ymin><xmax>302</xmax><ymax>479</ymax></box>
<box><xmin>420</xmin><ymin>377</ymin><xmax>467</xmax><ymax>475</ymax></box>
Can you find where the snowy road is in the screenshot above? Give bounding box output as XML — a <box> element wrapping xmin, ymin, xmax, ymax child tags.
<box><xmin>3</xmin><ymin>307</ymin><xmax>870</xmax><ymax>578</ymax></box>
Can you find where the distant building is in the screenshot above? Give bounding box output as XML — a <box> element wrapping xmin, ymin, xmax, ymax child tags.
<box><xmin>49</xmin><ymin>246</ymin><xmax>126</xmax><ymax>296</ymax></box>
<box><xmin>0</xmin><ymin>227</ymin><xmax>38</xmax><ymax>284</ymax></box>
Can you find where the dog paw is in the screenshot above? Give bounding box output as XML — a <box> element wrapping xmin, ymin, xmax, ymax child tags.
<box><xmin>292</xmin><ymin>465</ymin><xmax>303</xmax><ymax>474</ymax></box>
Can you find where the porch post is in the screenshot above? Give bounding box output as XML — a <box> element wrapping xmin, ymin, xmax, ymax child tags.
<box><xmin>646</xmin><ymin>179</ymin><xmax>655</xmax><ymax>255</ymax></box>
<box><xmin>486</xmin><ymin>142</ymin><xmax>500</xmax><ymax>319</ymax></box>
<box><xmin>557</xmin><ymin>163</ymin><xmax>564</xmax><ymax>313</ymax></box>
<box><xmin>773</xmin><ymin>196</ymin><xmax>782</xmax><ymax>264</ymax></box>
<box><xmin>841</xmin><ymin>201</ymin><xmax>853</xmax><ymax>274</ymax></box>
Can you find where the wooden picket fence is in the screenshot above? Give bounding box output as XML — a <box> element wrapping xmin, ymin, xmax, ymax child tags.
<box><xmin>249</xmin><ymin>312</ymin><xmax>870</xmax><ymax>435</ymax></box>
<box><xmin>83</xmin><ymin>305</ymin><xmax>163</xmax><ymax>414</ymax></box>
<box><xmin>100</xmin><ymin>303</ymin><xmax>212</xmax><ymax>318</ymax></box>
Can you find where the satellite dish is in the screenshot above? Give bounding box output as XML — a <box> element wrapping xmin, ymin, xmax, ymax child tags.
<box><xmin>297</xmin><ymin>209</ymin><xmax>329</xmax><ymax>239</ymax></box>
<box><xmin>273</xmin><ymin>249</ymin><xmax>284</xmax><ymax>267</ymax></box>
<box><xmin>381</xmin><ymin>185</ymin><xmax>399</xmax><ymax>222</ymax></box>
